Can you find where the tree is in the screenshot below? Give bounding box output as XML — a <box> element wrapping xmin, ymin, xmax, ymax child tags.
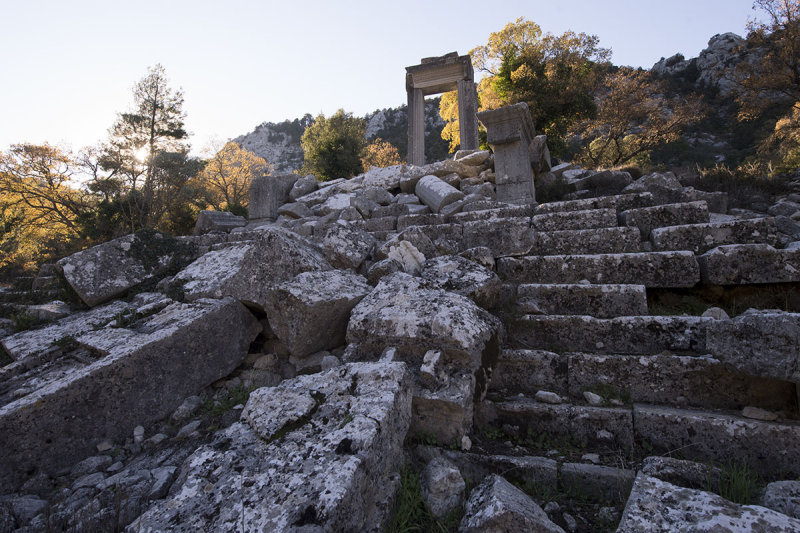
<box><xmin>98</xmin><ymin>64</ymin><xmax>191</xmax><ymax>230</ymax></box>
<box><xmin>300</xmin><ymin>109</ymin><xmax>366</xmax><ymax>181</ymax></box>
<box><xmin>360</xmin><ymin>138</ymin><xmax>402</xmax><ymax>170</ymax></box>
<box><xmin>734</xmin><ymin>0</ymin><xmax>800</xmax><ymax>170</ymax></box>
<box><xmin>576</xmin><ymin>69</ymin><xmax>705</xmax><ymax>167</ymax></box>
<box><xmin>194</xmin><ymin>141</ymin><xmax>270</xmax><ymax>216</ymax></box>
<box><xmin>440</xmin><ymin>17</ymin><xmax>610</xmax><ymax>156</ymax></box>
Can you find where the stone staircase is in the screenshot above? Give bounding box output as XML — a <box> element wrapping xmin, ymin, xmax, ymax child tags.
<box><xmin>470</xmin><ymin>191</ymin><xmax>800</xmax><ymax>484</ymax></box>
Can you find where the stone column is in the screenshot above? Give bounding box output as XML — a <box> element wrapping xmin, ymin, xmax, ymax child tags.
<box><xmin>477</xmin><ymin>103</ymin><xmax>537</xmax><ymax>205</ymax></box>
<box><xmin>407</xmin><ymin>84</ymin><xmax>425</xmax><ymax>166</ymax></box>
<box><xmin>457</xmin><ymin>80</ymin><xmax>479</xmax><ymax>151</ymax></box>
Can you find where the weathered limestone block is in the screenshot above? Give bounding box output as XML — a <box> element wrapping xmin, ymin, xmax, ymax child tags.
<box><xmin>559</xmin><ymin>463</ymin><xmax>636</xmax><ymax>502</ymax></box>
<box><xmin>497</xmin><ymin>251</ymin><xmax>700</xmax><ymax>288</ymax></box>
<box><xmin>567</xmin><ymin>352</ymin><xmax>795</xmax><ymax>411</ymax></box>
<box><xmin>530</xmin><ymin>227</ymin><xmax>640</xmax><ymax>256</ymax></box>
<box><xmin>0</xmin><ymin>298</ymin><xmax>260</xmax><ymax>491</ymax></box>
<box><xmin>321</xmin><ymin>221</ymin><xmax>377</xmax><ymax>270</ymax></box>
<box><xmin>450</xmin><ymin>204</ymin><xmax>535</xmax><ymax>223</ymax></box>
<box><xmin>360</xmin><ymin>164</ymin><xmax>410</xmax><ymax>190</ymax></box>
<box><xmin>396</xmin><ymin>213</ymin><xmax>445</xmax><ymax>231</ymax></box>
<box><xmin>651</xmin><ymin>218</ymin><xmax>777</xmax><ymax>253</ymax></box>
<box><xmin>459</xmin><ymin>474</ymin><xmax>565</xmax><ymax>533</ymax></box>
<box><xmin>420</xmin><ymin>456</ymin><xmax>465</xmax><ymax>517</ymax></box>
<box><xmin>477</xmin><ymin>103</ymin><xmax>537</xmax><ymax>205</ymax></box>
<box><xmin>707</xmin><ymin>310</ymin><xmax>800</xmax><ymax>383</ymax></box>
<box><xmin>507</xmin><ymin>315</ymin><xmax>710</xmax><ymax>355</ymax></box>
<box><xmin>249</xmin><ymin>174</ymin><xmax>298</xmax><ymax>221</ymax></box>
<box><xmin>288</xmin><ymin>174</ymin><xmax>318</xmax><ymax>201</ymax></box>
<box><xmin>621</xmin><ymin>171</ymin><xmax>685</xmax><ymax>205</ymax></box>
<box><xmin>317</xmin><ymin>192</ymin><xmax>357</xmax><ymax>215</ymax></box>
<box><xmin>455</xmin><ymin>150</ymin><xmax>491</xmax><ymax>166</ymax></box>
<box><xmin>411</xmin><ymin>369</ymin><xmax>476</xmax><ymax>443</ymax></box>
<box><xmin>573</xmin><ymin>170</ymin><xmax>633</xmax><ymax>195</ymax></box>
<box><xmin>131</xmin><ymin>362</ymin><xmax>412</xmax><ymax>532</ymax></box>
<box><xmin>170</xmin><ymin>227</ymin><xmax>331</xmax><ymax>311</ymax></box>
<box><xmin>422</xmin><ymin>159</ymin><xmax>481</xmax><ymax>180</ymax></box>
<box><xmin>489</xmin><ymin>350</ymin><xmax>568</xmax><ymax>397</ymax></box>
<box><xmin>421</xmin><ymin>255</ymin><xmax>501</xmax><ymax>309</ymax></box>
<box><xmin>633</xmin><ymin>404</ymin><xmax>800</xmax><ymax>476</ymax></box>
<box><xmin>462</xmin><ymin>217</ymin><xmax>534</xmax><ymax>257</ymax></box>
<box><xmin>640</xmin><ymin>456</ymin><xmax>725</xmax><ymax>492</ymax></box>
<box><xmin>529</xmin><ymin>134</ymin><xmax>551</xmax><ymax>175</ymax></box>
<box><xmin>620</xmin><ymin>201</ymin><xmax>710</xmax><ymax>239</ymax></box>
<box><xmin>192</xmin><ymin>210</ymin><xmax>247</xmax><ymax>235</ymax></box>
<box><xmin>532</xmin><ymin>208</ymin><xmax>618</xmax><ymax>231</ymax></box>
<box><xmin>347</xmin><ymin>273</ymin><xmax>501</xmax><ymax>367</ymax></box>
<box><xmin>415</xmin><ymin>175</ymin><xmax>465</xmax><ymax>213</ymax></box>
<box><xmin>1</xmin><ymin>293</ymin><xmax>168</xmax><ymax>362</ymax></box>
<box><xmin>364</xmin><ymin>216</ymin><xmax>397</xmax><ymax>232</ymax></box>
<box><xmin>386</xmin><ymin>241</ymin><xmax>427</xmax><ymax>275</ymax></box>
<box><xmin>377</xmin><ymin>226</ymin><xmax>436</xmax><ymax>260</ymax></box>
<box><xmin>686</xmin><ymin>188</ymin><xmax>728</xmax><ymax>214</ymax></box>
<box><xmin>618</xmin><ymin>473</ymin><xmax>800</xmax><ymax>532</ymax></box>
<box><xmin>264</xmin><ymin>270</ymin><xmax>371</xmax><ymax>358</ymax></box>
<box><xmin>57</xmin><ymin>232</ymin><xmax>196</xmax><ymax>307</ymax></box>
<box><xmin>516</xmin><ymin>283</ymin><xmax>648</xmax><ymax>318</ymax></box>
<box><xmin>763</xmin><ymin>481</ymin><xmax>800</xmax><ymax>519</ymax></box>
<box><xmin>698</xmin><ymin>244</ymin><xmax>800</xmax><ymax>284</ymax></box>
<box><xmin>534</xmin><ymin>192</ymin><xmax>654</xmax><ymax>215</ymax></box>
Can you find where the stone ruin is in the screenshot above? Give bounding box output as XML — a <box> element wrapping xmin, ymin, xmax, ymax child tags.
<box><xmin>1</xmin><ymin>58</ymin><xmax>800</xmax><ymax>532</ymax></box>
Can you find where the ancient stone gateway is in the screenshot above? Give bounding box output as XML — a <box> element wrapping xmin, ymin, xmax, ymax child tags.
<box><xmin>405</xmin><ymin>52</ymin><xmax>479</xmax><ymax>166</ymax></box>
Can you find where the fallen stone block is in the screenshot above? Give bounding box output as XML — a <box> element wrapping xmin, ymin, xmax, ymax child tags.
<box><xmin>169</xmin><ymin>226</ymin><xmax>331</xmax><ymax>312</ymax></box>
<box><xmin>411</xmin><ymin>370</ymin><xmax>476</xmax><ymax>444</ymax></box>
<box><xmin>633</xmin><ymin>404</ymin><xmax>800</xmax><ymax>477</ymax></box>
<box><xmin>420</xmin><ymin>457</ymin><xmax>465</xmax><ymax>517</ymax></box>
<box><xmin>130</xmin><ymin>362</ymin><xmax>412</xmax><ymax>532</ymax></box>
<box><xmin>516</xmin><ymin>283</ymin><xmax>648</xmax><ymax>318</ymax></box>
<box><xmin>532</xmin><ymin>208</ymin><xmax>618</xmax><ymax>232</ymax></box>
<box><xmin>762</xmin><ymin>481</ymin><xmax>800</xmax><ymax>519</ymax></box>
<box><xmin>288</xmin><ymin>174</ymin><xmax>318</xmax><ymax>201</ymax></box>
<box><xmin>651</xmin><ymin>218</ymin><xmax>777</xmax><ymax>254</ymax></box>
<box><xmin>0</xmin><ymin>298</ymin><xmax>260</xmax><ymax>491</ymax></box>
<box><xmin>421</xmin><ymin>255</ymin><xmax>501</xmax><ymax>309</ymax></box>
<box><xmin>277</xmin><ymin>202</ymin><xmax>312</xmax><ymax>219</ymax></box>
<box><xmin>459</xmin><ymin>474</ymin><xmax>565</xmax><ymax>533</ymax></box>
<box><xmin>621</xmin><ymin>171</ymin><xmax>685</xmax><ymax>205</ymax></box>
<box><xmin>618</xmin><ymin>473</ymin><xmax>800</xmax><ymax>532</ymax></box>
<box><xmin>249</xmin><ymin>174</ymin><xmax>298</xmax><ymax>221</ymax></box>
<box><xmin>698</xmin><ymin>244</ymin><xmax>800</xmax><ymax>285</ymax></box>
<box><xmin>415</xmin><ymin>175</ymin><xmax>465</xmax><ymax>213</ymax></box>
<box><xmin>573</xmin><ymin>169</ymin><xmax>633</xmax><ymax>195</ymax></box>
<box><xmin>530</xmin><ymin>227</ymin><xmax>641</xmax><ymax>256</ymax></box>
<box><xmin>507</xmin><ymin>315</ymin><xmax>710</xmax><ymax>354</ymax></box>
<box><xmin>449</xmin><ymin>204</ymin><xmax>534</xmax><ymax>223</ymax></box>
<box><xmin>57</xmin><ymin>232</ymin><xmax>198</xmax><ymax>307</ymax></box>
<box><xmin>497</xmin><ymin>251</ymin><xmax>700</xmax><ymax>288</ymax></box>
<box><xmin>619</xmin><ymin>201</ymin><xmax>710</xmax><ymax>239</ymax></box>
<box><xmin>707</xmin><ymin>310</ymin><xmax>800</xmax><ymax>383</ymax></box>
<box><xmin>559</xmin><ymin>463</ymin><xmax>635</xmax><ymax>502</ymax></box>
<box><xmin>192</xmin><ymin>210</ymin><xmax>247</xmax><ymax>235</ymax></box>
<box><xmin>264</xmin><ymin>270</ymin><xmax>371</xmax><ymax>358</ymax></box>
<box><xmin>534</xmin><ymin>192</ymin><xmax>653</xmax><ymax>215</ymax></box>
<box><xmin>320</xmin><ymin>221</ymin><xmax>377</xmax><ymax>270</ymax></box>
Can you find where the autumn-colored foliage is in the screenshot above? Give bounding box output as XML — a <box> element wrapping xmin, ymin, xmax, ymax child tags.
<box><xmin>361</xmin><ymin>138</ymin><xmax>402</xmax><ymax>170</ymax></box>
<box><xmin>195</xmin><ymin>142</ymin><xmax>270</xmax><ymax>214</ymax></box>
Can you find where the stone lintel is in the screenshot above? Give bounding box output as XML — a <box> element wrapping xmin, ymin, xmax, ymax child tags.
<box><xmin>406</xmin><ymin>54</ymin><xmax>474</xmax><ymax>95</ymax></box>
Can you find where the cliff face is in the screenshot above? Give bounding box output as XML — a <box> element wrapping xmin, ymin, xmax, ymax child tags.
<box><xmin>234</xmin><ymin>98</ymin><xmax>449</xmax><ymax>173</ymax></box>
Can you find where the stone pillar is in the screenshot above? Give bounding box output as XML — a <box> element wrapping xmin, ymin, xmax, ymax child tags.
<box><xmin>249</xmin><ymin>174</ymin><xmax>299</xmax><ymax>221</ymax></box>
<box><xmin>407</xmin><ymin>85</ymin><xmax>425</xmax><ymax>166</ymax></box>
<box><xmin>477</xmin><ymin>103</ymin><xmax>536</xmax><ymax>205</ymax></box>
<box><xmin>457</xmin><ymin>81</ymin><xmax>479</xmax><ymax>151</ymax></box>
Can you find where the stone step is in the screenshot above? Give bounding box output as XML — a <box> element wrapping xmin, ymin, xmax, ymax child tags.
<box><xmin>478</xmin><ymin>398</ymin><xmax>800</xmax><ymax>478</ymax></box>
<box><xmin>633</xmin><ymin>404</ymin><xmax>800</xmax><ymax>478</ymax></box>
<box><xmin>505</xmin><ymin>315</ymin><xmax>711</xmax><ymax>355</ymax></box>
<box><xmin>490</xmin><ymin>349</ymin><xmax>796</xmax><ymax>412</ymax></box>
<box><xmin>449</xmin><ymin>204</ymin><xmax>535</xmax><ymax>223</ymax></box>
<box><xmin>651</xmin><ymin>218</ymin><xmax>778</xmax><ymax>254</ymax></box>
<box><xmin>534</xmin><ymin>192</ymin><xmax>654</xmax><ymax>215</ymax></box>
<box><xmin>529</xmin><ymin>227</ymin><xmax>641</xmax><ymax>256</ymax></box>
<box><xmin>619</xmin><ymin>201</ymin><xmax>710</xmax><ymax>239</ymax></box>
<box><xmin>497</xmin><ymin>251</ymin><xmax>700</xmax><ymax>288</ymax></box>
<box><xmin>532</xmin><ymin>208</ymin><xmax>618</xmax><ymax>232</ymax></box>
<box><xmin>698</xmin><ymin>244</ymin><xmax>800</xmax><ymax>285</ymax></box>
<box><xmin>515</xmin><ymin>283</ymin><xmax>648</xmax><ymax>318</ymax></box>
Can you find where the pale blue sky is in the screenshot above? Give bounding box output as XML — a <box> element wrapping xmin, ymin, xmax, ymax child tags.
<box><xmin>0</xmin><ymin>0</ymin><xmax>759</xmax><ymax>154</ymax></box>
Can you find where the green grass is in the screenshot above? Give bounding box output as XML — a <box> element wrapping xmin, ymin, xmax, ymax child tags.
<box><xmin>717</xmin><ymin>462</ymin><xmax>760</xmax><ymax>505</ymax></box>
<box><xmin>384</xmin><ymin>466</ymin><xmax>463</xmax><ymax>533</ymax></box>
<box><xmin>201</xmin><ymin>385</ymin><xmax>252</xmax><ymax>418</ymax></box>
<box><xmin>10</xmin><ymin>312</ymin><xmax>46</xmax><ymax>332</ymax></box>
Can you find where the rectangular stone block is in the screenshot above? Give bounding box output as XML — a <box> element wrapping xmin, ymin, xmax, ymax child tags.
<box><xmin>560</xmin><ymin>463</ymin><xmax>636</xmax><ymax>502</ymax></box>
<box><xmin>633</xmin><ymin>404</ymin><xmax>800</xmax><ymax>477</ymax></box>
<box><xmin>534</xmin><ymin>193</ymin><xmax>654</xmax><ymax>215</ymax></box>
<box><xmin>619</xmin><ymin>201</ymin><xmax>709</xmax><ymax>238</ymax></box>
<box><xmin>507</xmin><ymin>315</ymin><xmax>711</xmax><ymax>355</ymax></box>
<box><xmin>364</xmin><ymin>216</ymin><xmax>397</xmax><ymax>232</ymax></box>
<box><xmin>516</xmin><ymin>283</ymin><xmax>648</xmax><ymax>318</ymax></box>
<box><xmin>462</xmin><ymin>217</ymin><xmax>533</xmax><ymax>257</ymax></box>
<box><xmin>529</xmin><ymin>227</ymin><xmax>641</xmax><ymax>256</ymax></box>
<box><xmin>497</xmin><ymin>251</ymin><xmax>700</xmax><ymax>288</ymax></box>
<box><xmin>0</xmin><ymin>298</ymin><xmax>260</xmax><ymax>491</ymax></box>
<box><xmin>490</xmin><ymin>349</ymin><xmax>568</xmax><ymax>396</ymax></box>
<box><xmin>532</xmin><ymin>208</ymin><xmax>618</xmax><ymax>232</ymax></box>
<box><xmin>698</xmin><ymin>244</ymin><xmax>800</xmax><ymax>285</ymax></box>
<box><xmin>397</xmin><ymin>213</ymin><xmax>445</xmax><ymax>231</ymax></box>
<box><xmin>651</xmin><ymin>218</ymin><xmax>777</xmax><ymax>254</ymax></box>
<box><xmin>450</xmin><ymin>204</ymin><xmax>535</xmax><ymax>223</ymax></box>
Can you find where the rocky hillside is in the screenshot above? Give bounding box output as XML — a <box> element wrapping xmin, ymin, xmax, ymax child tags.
<box><xmin>234</xmin><ymin>98</ymin><xmax>449</xmax><ymax>173</ymax></box>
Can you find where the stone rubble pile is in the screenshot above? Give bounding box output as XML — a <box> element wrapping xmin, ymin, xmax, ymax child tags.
<box><xmin>1</xmin><ymin>119</ymin><xmax>800</xmax><ymax>530</ymax></box>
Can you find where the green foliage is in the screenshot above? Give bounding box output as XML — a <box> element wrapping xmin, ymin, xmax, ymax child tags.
<box><xmin>10</xmin><ymin>312</ymin><xmax>45</xmax><ymax>332</ymax></box>
<box><xmin>384</xmin><ymin>465</ymin><xmax>463</xmax><ymax>533</ymax></box>
<box><xmin>201</xmin><ymin>386</ymin><xmax>252</xmax><ymax>419</ymax></box>
<box><xmin>718</xmin><ymin>462</ymin><xmax>760</xmax><ymax>505</ymax></box>
<box><xmin>301</xmin><ymin>109</ymin><xmax>366</xmax><ymax>181</ymax></box>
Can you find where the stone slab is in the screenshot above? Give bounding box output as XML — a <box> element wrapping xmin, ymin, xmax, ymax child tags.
<box><xmin>530</xmin><ymin>227</ymin><xmax>641</xmax><ymax>256</ymax></box>
<box><xmin>462</xmin><ymin>217</ymin><xmax>533</xmax><ymax>257</ymax></box>
<box><xmin>516</xmin><ymin>283</ymin><xmax>648</xmax><ymax>318</ymax></box>
<box><xmin>534</xmin><ymin>193</ymin><xmax>653</xmax><ymax>215</ymax></box>
<box><xmin>620</xmin><ymin>201</ymin><xmax>710</xmax><ymax>239</ymax></box>
<box><xmin>698</xmin><ymin>244</ymin><xmax>800</xmax><ymax>285</ymax></box>
<box><xmin>532</xmin><ymin>208</ymin><xmax>618</xmax><ymax>232</ymax></box>
<box><xmin>651</xmin><ymin>218</ymin><xmax>778</xmax><ymax>254</ymax></box>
